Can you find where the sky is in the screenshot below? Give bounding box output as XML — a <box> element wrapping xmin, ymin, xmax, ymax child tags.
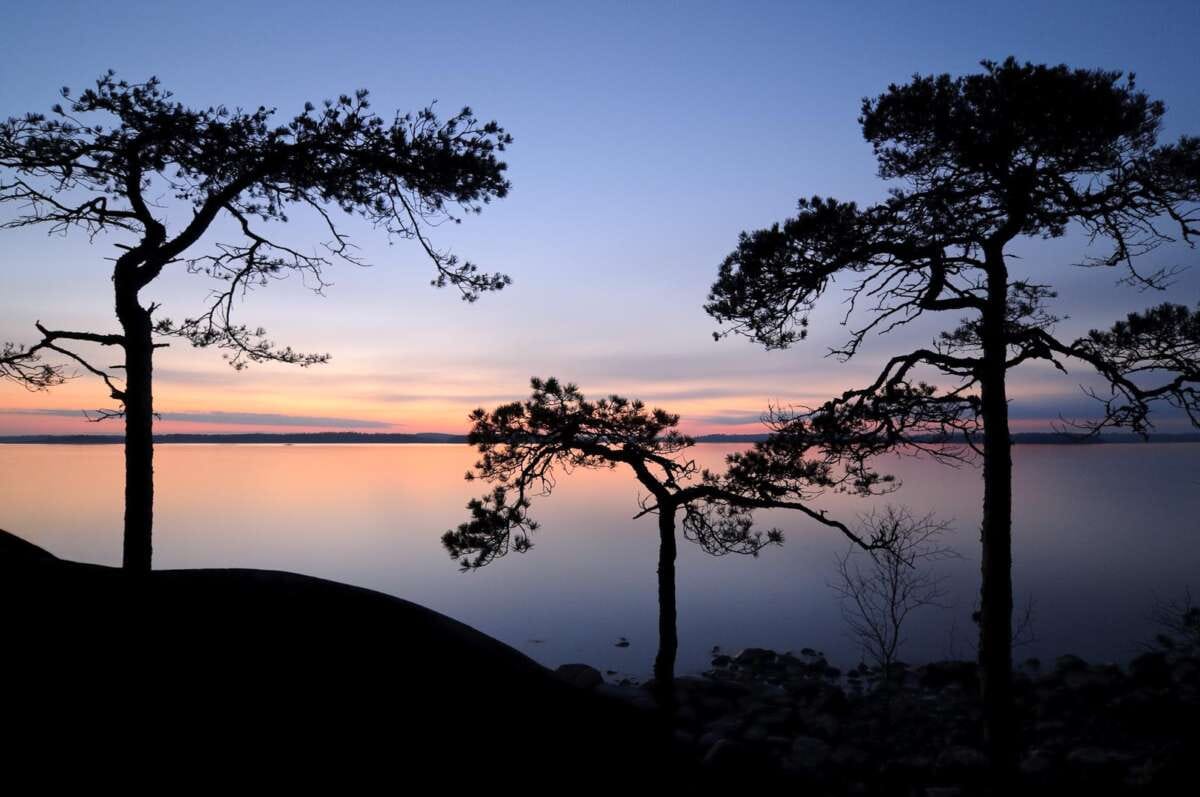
<box><xmin>1</xmin><ymin>0</ymin><xmax>1198</xmax><ymax>435</ymax></box>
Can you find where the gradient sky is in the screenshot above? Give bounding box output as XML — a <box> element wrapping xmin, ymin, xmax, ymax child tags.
<box><xmin>2</xmin><ymin>0</ymin><xmax>1199</xmax><ymax>435</ymax></box>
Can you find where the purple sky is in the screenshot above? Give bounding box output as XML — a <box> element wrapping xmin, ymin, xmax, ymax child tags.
<box><xmin>1</xmin><ymin>0</ymin><xmax>1198</xmax><ymax>434</ymax></box>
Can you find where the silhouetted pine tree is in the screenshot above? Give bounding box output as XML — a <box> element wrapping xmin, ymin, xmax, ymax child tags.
<box><xmin>0</xmin><ymin>73</ymin><xmax>513</xmax><ymax>570</ymax></box>
<box><xmin>443</xmin><ymin>377</ymin><xmax>901</xmax><ymax>699</ymax></box>
<box><xmin>706</xmin><ymin>58</ymin><xmax>1200</xmax><ymax>776</ymax></box>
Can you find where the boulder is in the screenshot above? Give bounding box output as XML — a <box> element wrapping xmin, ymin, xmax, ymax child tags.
<box><xmin>703</xmin><ymin>738</ymin><xmax>761</xmax><ymax>772</ymax></box>
<box><xmin>935</xmin><ymin>745</ymin><xmax>987</xmax><ymax>775</ymax></box>
<box><xmin>789</xmin><ymin>735</ymin><xmax>831</xmax><ymax>770</ymax></box>
<box><xmin>830</xmin><ymin>744</ymin><xmax>870</xmax><ymax>769</ymax></box>
<box><xmin>1054</xmin><ymin>654</ymin><xmax>1088</xmax><ymax>674</ymax></box>
<box><xmin>918</xmin><ymin>660</ymin><xmax>978</xmax><ymax>690</ymax></box>
<box><xmin>734</xmin><ymin>647</ymin><xmax>775</xmax><ymax>667</ymax></box>
<box><xmin>1128</xmin><ymin>651</ymin><xmax>1170</xmax><ymax>687</ymax></box>
<box><xmin>1065</xmin><ymin>746</ymin><xmax>1133</xmax><ymax>770</ymax></box>
<box><xmin>556</xmin><ymin>663</ymin><xmax>604</xmax><ymax>689</ymax></box>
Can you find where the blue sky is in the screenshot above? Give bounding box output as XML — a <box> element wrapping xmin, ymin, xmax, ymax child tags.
<box><xmin>1</xmin><ymin>0</ymin><xmax>1198</xmax><ymax>434</ymax></box>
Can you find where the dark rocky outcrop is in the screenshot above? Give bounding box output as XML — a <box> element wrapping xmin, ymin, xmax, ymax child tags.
<box><xmin>0</xmin><ymin>530</ymin><xmax>688</xmax><ymax>787</ymax></box>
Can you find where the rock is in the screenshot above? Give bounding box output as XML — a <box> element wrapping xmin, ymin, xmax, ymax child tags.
<box><xmin>919</xmin><ymin>660</ymin><xmax>978</xmax><ymax>689</ymax></box>
<box><xmin>594</xmin><ymin>683</ymin><xmax>639</xmax><ymax>703</ymax></box>
<box><xmin>1055</xmin><ymin>654</ymin><xmax>1088</xmax><ymax>674</ymax></box>
<box><xmin>696</xmin><ymin>695</ymin><xmax>733</xmax><ymax>718</ymax></box>
<box><xmin>883</xmin><ymin>754</ymin><xmax>932</xmax><ymax>776</ymax></box>
<box><xmin>811</xmin><ymin>684</ymin><xmax>849</xmax><ymax>715</ymax></box>
<box><xmin>703</xmin><ymin>716</ymin><xmax>743</xmax><ymax>737</ymax></box>
<box><xmin>1124</xmin><ymin>760</ymin><xmax>1161</xmax><ymax>789</ymax></box>
<box><xmin>673</xmin><ymin>675</ymin><xmax>709</xmax><ymax>692</ymax></box>
<box><xmin>801</xmin><ymin>711</ymin><xmax>841</xmax><ymax>741</ymax></box>
<box><xmin>1032</xmin><ymin>719</ymin><xmax>1067</xmax><ymax>742</ymax></box>
<box><xmin>789</xmin><ymin>735</ymin><xmax>831</xmax><ymax>770</ymax></box>
<box><xmin>830</xmin><ymin>744</ymin><xmax>869</xmax><ymax>769</ymax></box>
<box><xmin>703</xmin><ymin>738</ymin><xmax>760</xmax><ymax>771</ymax></box>
<box><xmin>671</xmin><ymin>729</ymin><xmax>695</xmax><ymax>750</ymax></box>
<box><xmin>741</xmin><ymin>723</ymin><xmax>769</xmax><ymax>743</ymax></box>
<box><xmin>711</xmin><ymin>654</ymin><xmax>732</xmax><ymax>668</ymax></box>
<box><xmin>765</xmin><ymin>735</ymin><xmax>792</xmax><ymax>753</ymax></box>
<box><xmin>1129</xmin><ymin>651</ymin><xmax>1171</xmax><ymax>687</ymax></box>
<box><xmin>1063</xmin><ymin>667</ymin><xmax>1117</xmax><ymax>693</ymax></box>
<box><xmin>1020</xmin><ymin>750</ymin><xmax>1054</xmax><ymax>778</ymax></box>
<box><xmin>784</xmin><ymin>678</ymin><xmax>823</xmax><ymax>701</ymax></box>
<box><xmin>734</xmin><ymin>647</ymin><xmax>775</xmax><ymax>666</ymax></box>
<box><xmin>555</xmin><ymin>663</ymin><xmax>604</xmax><ymax>689</ymax></box>
<box><xmin>1171</xmin><ymin>658</ymin><xmax>1200</xmax><ymax>686</ymax></box>
<box><xmin>936</xmin><ymin>745</ymin><xmax>987</xmax><ymax>774</ymax></box>
<box><xmin>1066</xmin><ymin>746</ymin><xmax>1132</xmax><ymax>769</ymax></box>
<box><xmin>700</xmin><ymin>678</ymin><xmax>752</xmax><ymax>700</ymax></box>
<box><xmin>754</xmin><ymin>710</ymin><xmax>792</xmax><ymax>735</ymax></box>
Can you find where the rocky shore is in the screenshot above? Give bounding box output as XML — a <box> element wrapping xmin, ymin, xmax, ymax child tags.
<box><xmin>558</xmin><ymin>645</ymin><xmax>1200</xmax><ymax>795</ymax></box>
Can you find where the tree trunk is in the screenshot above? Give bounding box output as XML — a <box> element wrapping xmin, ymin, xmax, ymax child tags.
<box><xmin>119</xmin><ymin>301</ymin><xmax>154</xmax><ymax>572</ymax></box>
<box><xmin>979</xmin><ymin>253</ymin><xmax>1015</xmax><ymax>779</ymax></box>
<box><xmin>653</xmin><ymin>505</ymin><xmax>678</xmax><ymax>705</ymax></box>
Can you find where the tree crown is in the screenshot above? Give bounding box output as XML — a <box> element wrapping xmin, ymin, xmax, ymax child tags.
<box><xmin>706</xmin><ymin>58</ymin><xmax>1200</xmax><ymax>438</ymax></box>
<box><xmin>442</xmin><ymin>377</ymin><xmax>901</xmax><ymax>571</ymax></box>
<box><xmin>1</xmin><ymin>72</ymin><xmax>512</xmax><ymax>381</ymax></box>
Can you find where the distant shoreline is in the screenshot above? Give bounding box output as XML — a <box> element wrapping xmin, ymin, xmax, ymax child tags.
<box><xmin>2</xmin><ymin>431</ymin><xmax>1199</xmax><ymax>445</ymax></box>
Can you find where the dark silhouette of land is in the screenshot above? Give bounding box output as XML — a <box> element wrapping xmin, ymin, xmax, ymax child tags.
<box><xmin>0</xmin><ymin>528</ymin><xmax>696</xmax><ymax>786</ymax></box>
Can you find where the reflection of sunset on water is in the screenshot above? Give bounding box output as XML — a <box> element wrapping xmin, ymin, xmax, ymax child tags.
<box><xmin>3</xmin><ymin>442</ymin><xmax>1197</xmax><ymax>678</ymax></box>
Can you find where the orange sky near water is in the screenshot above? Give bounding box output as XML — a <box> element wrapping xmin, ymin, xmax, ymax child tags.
<box><xmin>0</xmin><ymin>366</ymin><xmax>1086</xmax><ymax>437</ymax></box>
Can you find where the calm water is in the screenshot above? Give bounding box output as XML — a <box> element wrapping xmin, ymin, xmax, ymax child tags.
<box><xmin>2</xmin><ymin>443</ymin><xmax>1197</xmax><ymax>677</ymax></box>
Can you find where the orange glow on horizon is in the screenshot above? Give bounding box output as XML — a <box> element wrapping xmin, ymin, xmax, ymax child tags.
<box><xmin>1</xmin><ymin>373</ymin><xmax>1108</xmax><ymax>437</ymax></box>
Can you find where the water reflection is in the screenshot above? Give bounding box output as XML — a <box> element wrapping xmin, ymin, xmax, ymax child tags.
<box><xmin>1</xmin><ymin>443</ymin><xmax>1197</xmax><ymax>676</ymax></box>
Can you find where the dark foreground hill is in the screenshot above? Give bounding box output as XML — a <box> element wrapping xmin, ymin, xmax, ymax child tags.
<box><xmin>0</xmin><ymin>529</ymin><xmax>693</xmax><ymax>787</ymax></box>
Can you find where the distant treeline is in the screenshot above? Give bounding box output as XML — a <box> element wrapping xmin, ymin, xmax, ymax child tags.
<box><xmin>2</xmin><ymin>431</ymin><xmax>1200</xmax><ymax>445</ymax></box>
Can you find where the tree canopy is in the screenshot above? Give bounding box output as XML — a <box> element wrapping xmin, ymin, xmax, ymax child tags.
<box><xmin>1</xmin><ymin>72</ymin><xmax>513</xmax><ymax>380</ymax></box>
<box><xmin>443</xmin><ymin>377</ymin><xmax>898</xmax><ymax>572</ymax></box>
